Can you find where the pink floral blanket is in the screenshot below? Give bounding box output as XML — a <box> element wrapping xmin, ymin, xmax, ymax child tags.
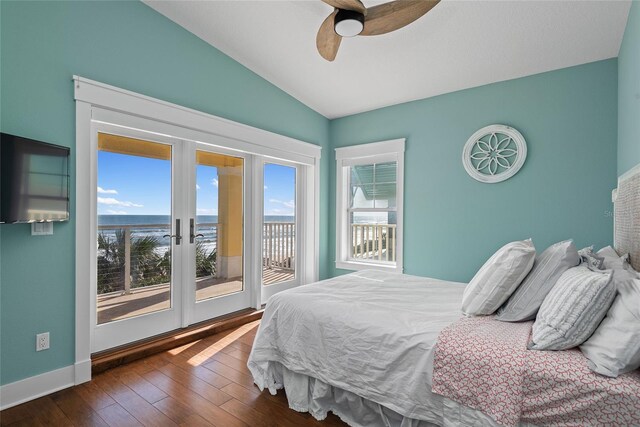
<box><xmin>432</xmin><ymin>316</ymin><xmax>640</xmax><ymax>426</ymax></box>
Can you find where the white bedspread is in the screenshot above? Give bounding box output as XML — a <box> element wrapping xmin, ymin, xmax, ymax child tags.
<box><xmin>248</xmin><ymin>270</ymin><xmax>466</xmax><ymax>422</ymax></box>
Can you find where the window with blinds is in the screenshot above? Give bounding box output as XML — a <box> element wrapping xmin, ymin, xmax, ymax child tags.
<box><xmin>335</xmin><ymin>139</ymin><xmax>405</xmax><ymax>272</ymax></box>
<box><xmin>348</xmin><ymin>162</ymin><xmax>398</xmax><ymax>264</ymax></box>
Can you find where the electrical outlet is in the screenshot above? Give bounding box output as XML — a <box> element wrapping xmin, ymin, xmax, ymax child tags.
<box><xmin>36</xmin><ymin>332</ymin><xmax>50</xmax><ymax>351</ymax></box>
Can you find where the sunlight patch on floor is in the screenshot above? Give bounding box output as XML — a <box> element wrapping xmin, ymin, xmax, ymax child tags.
<box><xmin>187</xmin><ymin>321</ymin><xmax>259</xmax><ymax>366</ymax></box>
<box><xmin>167</xmin><ymin>340</ymin><xmax>200</xmax><ymax>356</ymax></box>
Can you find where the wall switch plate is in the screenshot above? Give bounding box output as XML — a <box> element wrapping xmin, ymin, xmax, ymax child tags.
<box><xmin>36</xmin><ymin>332</ymin><xmax>50</xmax><ymax>351</ymax></box>
<box><xmin>31</xmin><ymin>222</ymin><xmax>53</xmax><ymax>236</ymax></box>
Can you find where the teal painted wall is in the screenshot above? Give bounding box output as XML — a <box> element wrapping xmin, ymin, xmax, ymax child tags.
<box><xmin>0</xmin><ymin>1</ymin><xmax>330</xmax><ymax>386</ymax></box>
<box><xmin>329</xmin><ymin>60</ymin><xmax>618</xmax><ymax>282</ymax></box>
<box><xmin>618</xmin><ymin>1</ymin><xmax>640</xmax><ymax>175</ymax></box>
<box><xmin>0</xmin><ymin>0</ymin><xmax>624</xmax><ymax>391</ymax></box>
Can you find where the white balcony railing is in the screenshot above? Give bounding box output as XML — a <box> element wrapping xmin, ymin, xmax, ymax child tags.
<box><xmin>97</xmin><ymin>222</ymin><xmax>395</xmax><ymax>296</ymax></box>
<box><xmin>97</xmin><ymin>222</ymin><xmax>220</xmax><ymax>295</ymax></box>
<box><xmin>263</xmin><ymin>222</ymin><xmax>295</xmax><ymax>270</ymax></box>
<box><xmin>351</xmin><ymin>223</ymin><xmax>396</xmax><ymax>262</ymax></box>
<box><xmin>98</xmin><ymin>221</ymin><xmax>297</xmax><ymax>295</ymax></box>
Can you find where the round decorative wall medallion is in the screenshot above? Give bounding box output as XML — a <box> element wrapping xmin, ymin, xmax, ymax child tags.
<box><xmin>462</xmin><ymin>124</ymin><xmax>527</xmax><ymax>183</ymax></box>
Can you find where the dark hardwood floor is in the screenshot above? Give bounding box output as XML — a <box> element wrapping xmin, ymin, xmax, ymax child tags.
<box><xmin>0</xmin><ymin>320</ymin><xmax>347</xmax><ymax>426</ymax></box>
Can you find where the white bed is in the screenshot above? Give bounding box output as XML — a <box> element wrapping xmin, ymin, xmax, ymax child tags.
<box><xmin>248</xmin><ymin>269</ymin><xmax>516</xmax><ymax>426</ymax></box>
<box><xmin>247</xmin><ymin>266</ymin><xmax>640</xmax><ymax>427</ymax></box>
<box><xmin>248</xmin><ymin>165</ymin><xmax>640</xmax><ymax>427</ymax></box>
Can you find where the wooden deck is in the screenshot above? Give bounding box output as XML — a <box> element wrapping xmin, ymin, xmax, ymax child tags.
<box><xmin>262</xmin><ymin>268</ymin><xmax>294</xmax><ymax>286</ymax></box>
<box><xmin>0</xmin><ymin>320</ymin><xmax>347</xmax><ymax>426</ymax></box>
<box><xmin>97</xmin><ymin>268</ymin><xmax>294</xmax><ymax>324</ymax></box>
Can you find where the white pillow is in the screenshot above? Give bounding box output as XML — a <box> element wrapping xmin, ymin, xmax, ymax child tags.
<box><xmin>496</xmin><ymin>240</ymin><xmax>580</xmax><ymax>322</ymax></box>
<box><xmin>462</xmin><ymin>239</ymin><xmax>536</xmax><ymax>316</ymax></box>
<box><xmin>580</xmin><ymin>273</ymin><xmax>640</xmax><ymax>377</ymax></box>
<box><xmin>597</xmin><ymin>246</ymin><xmax>632</xmax><ymax>271</ymax></box>
<box><xmin>529</xmin><ymin>266</ymin><xmax>615</xmax><ymax>351</ymax></box>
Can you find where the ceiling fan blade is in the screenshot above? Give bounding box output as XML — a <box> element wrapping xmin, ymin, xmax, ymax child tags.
<box><xmin>361</xmin><ymin>0</ymin><xmax>440</xmax><ymax>36</ymax></box>
<box><xmin>317</xmin><ymin>11</ymin><xmax>342</xmax><ymax>61</ymax></box>
<box><xmin>321</xmin><ymin>0</ymin><xmax>366</xmax><ymax>15</ymax></box>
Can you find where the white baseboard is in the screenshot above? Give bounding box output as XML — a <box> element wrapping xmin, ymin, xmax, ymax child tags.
<box><xmin>74</xmin><ymin>359</ymin><xmax>92</xmax><ymax>384</ymax></box>
<box><xmin>0</xmin><ymin>364</ymin><xmax>83</xmax><ymax>410</ymax></box>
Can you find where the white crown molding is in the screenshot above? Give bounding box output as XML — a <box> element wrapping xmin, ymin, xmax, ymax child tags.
<box><xmin>73</xmin><ymin>76</ymin><xmax>321</xmax><ymax>164</ymax></box>
<box><xmin>335</xmin><ymin>138</ymin><xmax>405</xmax><ymax>160</ymax></box>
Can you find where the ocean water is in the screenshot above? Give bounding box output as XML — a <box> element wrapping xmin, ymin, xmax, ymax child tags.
<box><xmin>98</xmin><ymin>215</ymin><xmax>294</xmax><ymax>226</ymax></box>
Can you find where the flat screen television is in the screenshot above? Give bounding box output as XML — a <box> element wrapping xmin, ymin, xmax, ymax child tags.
<box><xmin>1</xmin><ymin>133</ymin><xmax>70</xmax><ymax>223</ymax></box>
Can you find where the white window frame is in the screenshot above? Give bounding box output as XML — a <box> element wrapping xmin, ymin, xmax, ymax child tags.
<box><xmin>74</xmin><ymin>76</ymin><xmax>321</xmax><ymax>385</ymax></box>
<box><xmin>335</xmin><ymin>139</ymin><xmax>405</xmax><ymax>273</ymax></box>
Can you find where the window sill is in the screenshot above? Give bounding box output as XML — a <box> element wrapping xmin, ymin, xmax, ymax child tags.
<box><xmin>335</xmin><ymin>260</ymin><xmax>403</xmax><ymax>273</ymax></box>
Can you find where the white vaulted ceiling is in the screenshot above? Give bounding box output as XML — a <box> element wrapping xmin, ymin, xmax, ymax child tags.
<box><xmin>144</xmin><ymin>0</ymin><xmax>631</xmax><ymax>119</ymax></box>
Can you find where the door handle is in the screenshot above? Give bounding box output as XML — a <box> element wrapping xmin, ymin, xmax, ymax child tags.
<box><xmin>190</xmin><ymin>218</ymin><xmax>204</xmax><ymax>243</ymax></box>
<box><xmin>163</xmin><ymin>218</ymin><xmax>182</xmax><ymax>245</ymax></box>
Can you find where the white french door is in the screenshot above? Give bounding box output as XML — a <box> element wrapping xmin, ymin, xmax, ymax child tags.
<box><xmin>186</xmin><ymin>143</ymin><xmax>252</xmax><ymax>325</ymax></box>
<box><xmin>93</xmin><ymin>125</ymin><xmax>185</xmax><ymax>352</ymax></box>
<box><xmin>92</xmin><ymin>125</ymin><xmax>252</xmax><ymax>352</ymax></box>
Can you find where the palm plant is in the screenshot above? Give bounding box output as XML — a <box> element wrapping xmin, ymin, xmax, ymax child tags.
<box><xmin>97</xmin><ymin>229</ymin><xmax>166</xmax><ymax>293</ymax></box>
<box><xmin>130</xmin><ymin>235</ymin><xmax>165</xmax><ymax>287</ymax></box>
<box><xmin>195</xmin><ymin>241</ymin><xmax>217</xmax><ymax>278</ymax></box>
<box><xmin>97</xmin><ymin>229</ymin><xmax>126</xmax><ymax>293</ymax></box>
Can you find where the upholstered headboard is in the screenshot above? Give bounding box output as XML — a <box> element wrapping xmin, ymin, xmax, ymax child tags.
<box><xmin>613</xmin><ymin>163</ymin><xmax>640</xmax><ymax>271</ymax></box>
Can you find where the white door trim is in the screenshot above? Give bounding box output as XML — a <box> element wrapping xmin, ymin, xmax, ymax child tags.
<box><xmin>75</xmin><ymin>99</ymin><xmax>93</xmax><ymax>385</ymax></box>
<box><xmin>74</xmin><ymin>76</ymin><xmax>320</xmax><ymax>386</ymax></box>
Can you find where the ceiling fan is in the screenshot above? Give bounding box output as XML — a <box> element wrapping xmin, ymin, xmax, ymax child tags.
<box><xmin>316</xmin><ymin>0</ymin><xmax>440</xmax><ymax>61</ymax></box>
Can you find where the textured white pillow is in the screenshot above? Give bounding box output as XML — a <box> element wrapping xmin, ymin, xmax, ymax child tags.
<box><xmin>462</xmin><ymin>239</ymin><xmax>536</xmax><ymax>316</ymax></box>
<box><xmin>580</xmin><ymin>274</ymin><xmax>640</xmax><ymax>377</ymax></box>
<box><xmin>497</xmin><ymin>240</ymin><xmax>580</xmax><ymax>322</ymax></box>
<box><xmin>530</xmin><ymin>266</ymin><xmax>615</xmax><ymax>351</ymax></box>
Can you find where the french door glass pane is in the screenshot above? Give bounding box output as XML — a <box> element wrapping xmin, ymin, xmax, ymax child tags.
<box><xmin>96</xmin><ymin>133</ymin><xmax>172</xmax><ymax>324</ymax></box>
<box><xmin>263</xmin><ymin>163</ymin><xmax>296</xmax><ymax>285</ymax></box>
<box><xmin>195</xmin><ymin>150</ymin><xmax>244</xmax><ymax>301</ymax></box>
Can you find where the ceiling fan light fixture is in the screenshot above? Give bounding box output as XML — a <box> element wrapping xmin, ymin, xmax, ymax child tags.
<box><xmin>334</xmin><ymin>9</ymin><xmax>364</xmax><ymax>37</ymax></box>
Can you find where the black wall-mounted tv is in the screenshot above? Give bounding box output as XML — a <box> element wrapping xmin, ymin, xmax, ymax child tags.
<box><xmin>1</xmin><ymin>133</ymin><xmax>70</xmax><ymax>223</ymax></box>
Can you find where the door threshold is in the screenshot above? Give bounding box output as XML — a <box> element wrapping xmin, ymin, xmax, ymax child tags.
<box><xmin>91</xmin><ymin>308</ymin><xmax>263</xmax><ymax>375</ymax></box>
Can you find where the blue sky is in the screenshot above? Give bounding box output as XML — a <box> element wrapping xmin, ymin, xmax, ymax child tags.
<box><xmin>97</xmin><ymin>152</ymin><xmax>295</xmax><ymax>216</ymax></box>
<box><xmin>263</xmin><ymin>163</ymin><xmax>296</xmax><ymax>216</ymax></box>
